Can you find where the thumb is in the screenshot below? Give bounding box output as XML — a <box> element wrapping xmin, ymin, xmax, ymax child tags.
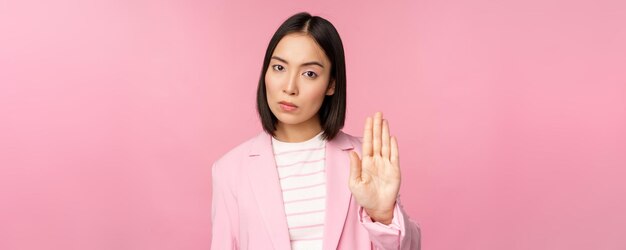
<box><xmin>349</xmin><ymin>150</ymin><xmax>362</xmax><ymax>182</ymax></box>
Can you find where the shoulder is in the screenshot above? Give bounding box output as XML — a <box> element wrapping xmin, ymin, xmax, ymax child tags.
<box><xmin>211</xmin><ymin>132</ymin><xmax>260</xmax><ymax>173</ymax></box>
<box><xmin>325</xmin><ymin>130</ymin><xmax>364</xmax><ymax>154</ymax></box>
<box><xmin>336</xmin><ymin>130</ymin><xmax>363</xmax><ymax>146</ymax></box>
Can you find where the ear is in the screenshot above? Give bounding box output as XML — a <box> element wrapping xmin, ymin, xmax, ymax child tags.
<box><xmin>326</xmin><ymin>79</ymin><xmax>336</xmax><ymax>96</ymax></box>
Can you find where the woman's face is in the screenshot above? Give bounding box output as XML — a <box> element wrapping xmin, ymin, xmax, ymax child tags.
<box><xmin>265</xmin><ymin>33</ymin><xmax>335</xmax><ymax>129</ymax></box>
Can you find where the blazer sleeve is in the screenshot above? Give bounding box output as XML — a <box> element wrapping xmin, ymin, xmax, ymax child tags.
<box><xmin>358</xmin><ymin>196</ymin><xmax>421</xmax><ymax>250</ymax></box>
<box><xmin>210</xmin><ymin>161</ymin><xmax>240</xmax><ymax>249</ymax></box>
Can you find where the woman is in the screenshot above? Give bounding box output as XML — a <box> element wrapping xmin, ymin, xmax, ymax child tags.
<box><xmin>211</xmin><ymin>12</ymin><xmax>421</xmax><ymax>249</ymax></box>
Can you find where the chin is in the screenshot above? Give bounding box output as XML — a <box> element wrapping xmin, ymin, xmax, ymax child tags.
<box><xmin>274</xmin><ymin>114</ymin><xmax>303</xmax><ymax>125</ymax></box>
<box><xmin>272</xmin><ymin>111</ymin><xmax>309</xmax><ymax>126</ymax></box>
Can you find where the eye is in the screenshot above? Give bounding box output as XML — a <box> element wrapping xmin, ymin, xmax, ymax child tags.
<box><xmin>303</xmin><ymin>71</ymin><xmax>318</xmax><ymax>78</ymax></box>
<box><xmin>272</xmin><ymin>65</ymin><xmax>285</xmax><ymax>71</ymax></box>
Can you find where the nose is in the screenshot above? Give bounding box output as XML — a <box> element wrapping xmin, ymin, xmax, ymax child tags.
<box><xmin>282</xmin><ymin>72</ymin><xmax>298</xmax><ymax>95</ymax></box>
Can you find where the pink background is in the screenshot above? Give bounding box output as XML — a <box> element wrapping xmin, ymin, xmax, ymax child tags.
<box><xmin>1</xmin><ymin>0</ymin><xmax>625</xmax><ymax>249</ymax></box>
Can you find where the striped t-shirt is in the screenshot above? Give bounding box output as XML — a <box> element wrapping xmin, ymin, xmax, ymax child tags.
<box><xmin>271</xmin><ymin>131</ymin><xmax>326</xmax><ymax>250</ymax></box>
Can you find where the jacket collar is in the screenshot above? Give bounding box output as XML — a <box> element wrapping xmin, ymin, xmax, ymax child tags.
<box><xmin>245</xmin><ymin>130</ymin><xmax>355</xmax><ymax>250</ymax></box>
<box><xmin>247</xmin><ymin>130</ymin><xmax>354</xmax><ymax>156</ymax></box>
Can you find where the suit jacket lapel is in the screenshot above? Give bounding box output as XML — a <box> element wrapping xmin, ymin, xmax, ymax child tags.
<box><xmin>246</xmin><ymin>131</ymin><xmax>291</xmax><ymax>250</ymax></box>
<box><xmin>323</xmin><ymin>131</ymin><xmax>355</xmax><ymax>250</ymax></box>
<box><xmin>246</xmin><ymin>130</ymin><xmax>356</xmax><ymax>250</ymax></box>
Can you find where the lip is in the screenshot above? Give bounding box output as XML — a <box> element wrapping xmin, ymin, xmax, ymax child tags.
<box><xmin>278</xmin><ymin>101</ymin><xmax>298</xmax><ymax>112</ymax></box>
<box><xmin>279</xmin><ymin>101</ymin><xmax>298</xmax><ymax>107</ymax></box>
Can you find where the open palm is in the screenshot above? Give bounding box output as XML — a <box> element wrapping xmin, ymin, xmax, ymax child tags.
<box><xmin>348</xmin><ymin>112</ymin><xmax>401</xmax><ymax>224</ymax></box>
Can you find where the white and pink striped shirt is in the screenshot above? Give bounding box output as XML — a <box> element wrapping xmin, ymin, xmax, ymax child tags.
<box><xmin>271</xmin><ymin>131</ymin><xmax>326</xmax><ymax>250</ymax></box>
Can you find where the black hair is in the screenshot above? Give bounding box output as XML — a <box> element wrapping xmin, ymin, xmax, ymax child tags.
<box><xmin>256</xmin><ymin>12</ymin><xmax>347</xmax><ymax>141</ymax></box>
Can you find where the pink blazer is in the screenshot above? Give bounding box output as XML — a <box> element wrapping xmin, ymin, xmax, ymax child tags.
<box><xmin>211</xmin><ymin>130</ymin><xmax>421</xmax><ymax>249</ymax></box>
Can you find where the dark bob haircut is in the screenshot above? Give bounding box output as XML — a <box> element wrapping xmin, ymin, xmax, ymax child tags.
<box><xmin>256</xmin><ymin>12</ymin><xmax>347</xmax><ymax>141</ymax></box>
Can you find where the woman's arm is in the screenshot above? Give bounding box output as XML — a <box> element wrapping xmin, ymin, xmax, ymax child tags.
<box><xmin>359</xmin><ymin>197</ymin><xmax>421</xmax><ymax>250</ymax></box>
<box><xmin>349</xmin><ymin>112</ymin><xmax>421</xmax><ymax>249</ymax></box>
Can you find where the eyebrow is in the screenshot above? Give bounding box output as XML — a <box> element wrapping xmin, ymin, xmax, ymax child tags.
<box><xmin>271</xmin><ymin>56</ymin><xmax>325</xmax><ymax>68</ymax></box>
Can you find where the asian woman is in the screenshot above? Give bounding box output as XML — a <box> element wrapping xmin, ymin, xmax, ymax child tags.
<box><xmin>211</xmin><ymin>12</ymin><xmax>421</xmax><ymax>250</ymax></box>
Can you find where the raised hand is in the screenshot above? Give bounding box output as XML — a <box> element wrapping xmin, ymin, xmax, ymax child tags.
<box><xmin>348</xmin><ymin>112</ymin><xmax>401</xmax><ymax>225</ymax></box>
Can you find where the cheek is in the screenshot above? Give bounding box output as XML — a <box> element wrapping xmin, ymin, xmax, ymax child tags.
<box><xmin>264</xmin><ymin>73</ymin><xmax>279</xmax><ymax>95</ymax></box>
<box><xmin>302</xmin><ymin>84</ymin><xmax>329</xmax><ymax>103</ymax></box>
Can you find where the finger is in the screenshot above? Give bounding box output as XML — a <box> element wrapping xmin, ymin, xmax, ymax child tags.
<box><xmin>362</xmin><ymin>116</ymin><xmax>373</xmax><ymax>157</ymax></box>
<box><xmin>382</xmin><ymin>119</ymin><xmax>390</xmax><ymax>159</ymax></box>
<box><xmin>349</xmin><ymin>150</ymin><xmax>362</xmax><ymax>182</ymax></box>
<box><xmin>390</xmin><ymin>136</ymin><xmax>399</xmax><ymax>167</ymax></box>
<box><xmin>373</xmin><ymin>112</ymin><xmax>383</xmax><ymax>157</ymax></box>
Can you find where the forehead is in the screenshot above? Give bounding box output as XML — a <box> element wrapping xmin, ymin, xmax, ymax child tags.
<box><xmin>272</xmin><ymin>33</ymin><xmax>330</xmax><ymax>65</ymax></box>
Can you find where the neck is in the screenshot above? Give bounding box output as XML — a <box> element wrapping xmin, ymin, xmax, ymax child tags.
<box><xmin>274</xmin><ymin>116</ymin><xmax>323</xmax><ymax>143</ymax></box>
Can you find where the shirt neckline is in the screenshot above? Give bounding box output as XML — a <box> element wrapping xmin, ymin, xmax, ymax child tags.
<box><xmin>271</xmin><ymin>131</ymin><xmax>325</xmax><ymax>146</ymax></box>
